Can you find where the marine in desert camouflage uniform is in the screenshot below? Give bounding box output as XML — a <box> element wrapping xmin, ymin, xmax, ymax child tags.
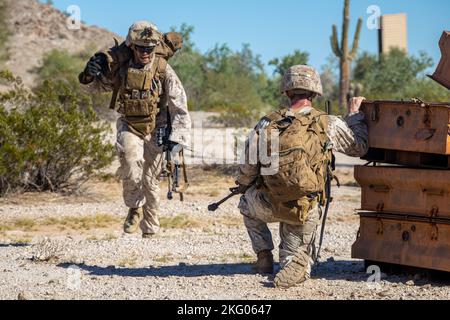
<box><xmin>237</xmin><ymin>65</ymin><xmax>368</xmax><ymax>288</ymax></box>
<box><xmin>79</xmin><ymin>21</ymin><xmax>191</xmax><ymax>238</ymax></box>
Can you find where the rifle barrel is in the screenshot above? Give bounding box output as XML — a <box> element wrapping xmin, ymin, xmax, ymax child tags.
<box><xmin>208</xmin><ymin>191</ymin><xmax>240</xmax><ymax>212</ymax></box>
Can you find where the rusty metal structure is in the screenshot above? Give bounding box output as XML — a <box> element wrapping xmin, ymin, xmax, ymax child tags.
<box><xmin>352</xmin><ymin>103</ymin><xmax>450</xmax><ymax>271</ymax></box>
<box><xmin>352</xmin><ymin>32</ymin><xmax>450</xmax><ymax>272</ymax></box>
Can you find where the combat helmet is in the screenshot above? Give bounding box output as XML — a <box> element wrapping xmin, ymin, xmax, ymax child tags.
<box><xmin>125</xmin><ymin>21</ymin><xmax>162</xmax><ymax>48</ymax></box>
<box><xmin>281</xmin><ymin>65</ymin><xmax>323</xmax><ymax>97</ymax></box>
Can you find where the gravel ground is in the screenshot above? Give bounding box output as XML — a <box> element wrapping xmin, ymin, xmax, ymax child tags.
<box><xmin>0</xmin><ymin>173</ymin><xmax>449</xmax><ymax>300</ymax></box>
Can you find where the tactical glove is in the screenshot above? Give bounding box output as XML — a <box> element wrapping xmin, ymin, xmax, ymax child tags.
<box><xmin>231</xmin><ymin>182</ymin><xmax>249</xmax><ymax>195</ymax></box>
<box><xmin>85</xmin><ymin>54</ymin><xmax>108</xmax><ymax>78</ymax></box>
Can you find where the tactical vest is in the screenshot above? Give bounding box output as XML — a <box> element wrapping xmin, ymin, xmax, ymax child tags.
<box><xmin>113</xmin><ymin>57</ymin><xmax>167</xmax><ymax>138</ymax></box>
<box><xmin>102</xmin><ymin>33</ymin><xmax>183</xmax><ymax>138</ymax></box>
<box><xmin>259</xmin><ymin>107</ymin><xmax>333</xmax><ymax>224</ymax></box>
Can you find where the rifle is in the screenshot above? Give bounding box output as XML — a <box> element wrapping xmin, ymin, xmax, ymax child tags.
<box><xmin>158</xmin><ymin>107</ymin><xmax>189</xmax><ymax>202</ymax></box>
<box><xmin>208</xmin><ymin>187</ymin><xmax>241</xmax><ymax>212</ymax></box>
<box><xmin>316</xmin><ymin>100</ymin><xmax>335</xmax><ymax>262</ymax></box>
<box><xmin>208</xmin><ymin>182</ymin><xmax>255</xmax><ymax>212</ymax></box>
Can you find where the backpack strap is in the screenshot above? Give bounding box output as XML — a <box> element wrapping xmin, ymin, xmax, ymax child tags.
<box><xmin>109</xmin><ymin>64</ymin><xmax>128</xmax><ymax>110</ymax></box>
<box><xmin>155</xmin><ymin>57</ymin><xmax>168</xmax><ymax>83</ymax></box>
<box><xmin>264</xmin><ymin>108</ymin><xmax>288</xmax><ymax>123</ymax></box>
<box><xmin>254</xmin><ymin>108</ymin><xmax>288</xmax><ymax>131</ymax></box>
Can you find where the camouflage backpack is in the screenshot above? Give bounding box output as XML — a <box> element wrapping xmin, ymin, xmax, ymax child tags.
<box><xmin>260</xmin><ymin>107</ymin><xmax>334</xmax><ymax>224</ymax></box>
<box><xmin>104</xmin><ymin>32</ymin><xmax>183</xmax><ymax>75</ymax></box>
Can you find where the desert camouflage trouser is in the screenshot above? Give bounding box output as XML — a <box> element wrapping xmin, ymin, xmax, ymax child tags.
<box><xmin>239</xmin><ymin>185</ymin><xmax>321</xmax><ymax>270</ymax></box>
<box><xmin>116</xmin><ymin>118</ymin><xmax>164</xmax><ymax>235</ymax></box>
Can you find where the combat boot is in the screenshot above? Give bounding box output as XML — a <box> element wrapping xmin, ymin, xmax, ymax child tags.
<box><xmin>251</xmin><ymin>250</ymin><xmax>274</xmax><ymax>275</ymax></box>
<box><xmin>274</xmin><ymin>250</ymin><xmax>311</xmax><ymax>288</ymax></box>
<box><xmin>123</xmin><ymin>207</ymin><xmax>142</xmax><ymax>234</ymax></box>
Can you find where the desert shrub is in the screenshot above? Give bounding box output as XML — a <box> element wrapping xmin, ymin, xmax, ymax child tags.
<box><xmin>0</xmin><ymin>71</ymin><xmax>114</xmax><ymax>196</ymax></box>
<box><xmin>353</xmin><ymin>49</ymin><xmax>450</xmax><ymax>101</ymax></box>
<box><xmin>210</xmin><ymin>103</ymin><xmax>265</xmax><ymax>128</ymax></box>
<box><xmin>34</xmin><ymin>48</ymin><xmax>113</xmax><ymax>120</ymax></box>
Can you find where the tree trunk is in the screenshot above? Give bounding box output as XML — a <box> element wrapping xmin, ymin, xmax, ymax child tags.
<box><xmin>339</xmin><ymin>59</ymin><xmax>350</xmax><ymax>113</ymax></box>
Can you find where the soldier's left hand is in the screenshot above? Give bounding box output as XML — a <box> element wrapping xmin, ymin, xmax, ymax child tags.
<box><xmin>348</xmin><ymin>97</ymin><xmax>366</xmax><ymax>114</ymax></box>
<box><xmin>231</xmin><ymin>182</ymin><xmax>248</xmax><ymax>195</ymax></box>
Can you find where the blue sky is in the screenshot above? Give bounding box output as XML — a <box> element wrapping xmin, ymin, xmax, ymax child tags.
<box><xmin>46</xmin><ymin>0</ymin><xmax>449</xmax><ymax>72</ymax></box>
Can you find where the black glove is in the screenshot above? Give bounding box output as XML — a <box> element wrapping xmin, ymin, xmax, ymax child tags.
<box><xmin>231</xmin><ymin>182</ymin><xmax>249</xmax><ymax>195</ymax></box>
<box><xmin>85</xmin><ymin>54</ymin><xmax>107</xmax><ymax>78</ymax></box>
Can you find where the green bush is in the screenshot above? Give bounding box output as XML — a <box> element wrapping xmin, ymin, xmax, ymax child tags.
<box><xmin>34</xmin><ymin>48</ymin><xmax>113</xmax><ymax>119</ymax></box>
<box><xmin>353</xmin><ymin>49</ymin><xmax>450</xmax><ymax>101</ymax></box>
<box><xmin>0</xmin><ymin>71</ymin><xmax>114</xmax><ymax>196</ymax></box>
<box><xmin>210</xmin><ymin>103</ymin><xmax>266</xmax><ymax>128</ymax></box>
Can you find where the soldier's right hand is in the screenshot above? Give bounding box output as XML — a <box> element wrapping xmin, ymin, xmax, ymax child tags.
<box><xmin>347</xmin><ymin>97</ymin><xmax>366</xmax><ymax>115</ymax></box>
<box><xmin>86</xmin><ymin>55</ymin><xmax>106</xmax><ymax>78</ymax></box>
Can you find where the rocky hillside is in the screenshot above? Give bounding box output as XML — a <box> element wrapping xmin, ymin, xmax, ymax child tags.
<box><xmin>2</xmin><ymin>0</ymin><xmax>122</xmax><ymax>87</ymax></box>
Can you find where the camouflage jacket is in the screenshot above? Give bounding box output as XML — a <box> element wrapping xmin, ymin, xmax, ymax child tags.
<box><xmin>81</xmin><ymin>57</ymin><xmax>191</xmax><ymax>147</ymax></box>
<box><xmin>237</xmin><ymin>106</ymin><xmax>369</xmax><ymax>186</ymax></box>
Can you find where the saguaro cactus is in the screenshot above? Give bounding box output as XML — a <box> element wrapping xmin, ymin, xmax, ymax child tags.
<box><xmin>331</xmin><ymin>0</ymin><xmax>362</xmax><ymax>112</ymax></box>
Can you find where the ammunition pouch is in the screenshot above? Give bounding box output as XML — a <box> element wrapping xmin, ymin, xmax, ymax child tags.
<box><xmin>118</xmin><ymin>98</ymin><xmax>156</xmax><ymax>117</ymax></box>
<box><xmin>123</xmin><ymin>115</ymin><xmax>157</xmax><ymax>138</ymax></box>
<box><xmin>116</xmin><ymin>67</ymin><xmax>162</xmax><ymax>137</ymax></box>
<box><xmin>269</xmin><ymin>193</ymin><xmax>318</xmax><ymax>225</ymax></box>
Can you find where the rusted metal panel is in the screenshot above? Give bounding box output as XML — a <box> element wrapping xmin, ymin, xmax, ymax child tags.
<box><xmin>361</xmin><ymin>101</ymin><xmax>450</xmax><ymax>155</ymax></box>
<box><xmin>362</xmin><ymin>148</ymin><xmax>450</xmax><ymax>169</ymax></box>
<box><xmin>352</xmin><ymin>213</ymin><xmax>450</xmax><ymax>273</ymax></box>
<box><xmin>428</xmin><ymin>31</ymin><xmax>450</xmax><ymax>90</ymax></box>
<box><xmin>355</xmin><ymin>166</ymin><xmax>450</xmax><ymax>218</ymax></box>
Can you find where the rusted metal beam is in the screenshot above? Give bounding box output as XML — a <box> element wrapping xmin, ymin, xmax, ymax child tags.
<box><xmin>362</xmin><ymin>148</ymin><xmax>450</xmax><ymax>169</ymax></box>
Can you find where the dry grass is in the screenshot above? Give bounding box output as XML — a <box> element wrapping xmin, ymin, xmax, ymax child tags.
<box><xmin>8</xmin><ymin>237</ymin><xmax>32</xmax><ymax>245</ymax></box>
<box><xmin>0</xmin><ymin>217</ymin><xmax>37</xmax><ymax>232</ymax></box>
<box><xmin>42</xmin><ymin>214</ymin><xmax>122</xmax><ymax>230</ymax></box>
<box><xmin>216</xmin><ymin>215</ymin><xmax>243</xmax><ymax>227</ymax></box>
<box><xmin>87</xmin><ymin>233</ymin><xmax>119</xmax><ymax>242</ymax></box>
<box><xmin>0</xmin><ymin>213</ymin><xmax>243</xmax><ymax>243</ymax></box>
<box><xmin>153</xmin><ymin>255</ymin><xmax>175</xmax><ymax>264</ymax></box>
<box><xmin>0</xmin><ymin>165</ymin><xmax>236</xmax><ymax>208</ymax></box>
<box><xmin>118</xmin><ymin>255</ymin><xmax>139</xmax><ymax>268</ymax></box>
<box><xmin>160</xmin><ymin>214</ymin><xmax>242</xmax><ymax>230</ymax></box>
<box><xmin>182</xmin><ymin>165</ymin><xmax>236</xmax><ymax>198</ymax></box>
<box><xmin>223</xmin><ymin>253</ymin><xmax>254</xmax><ymax>263</ymax></box>
<box><xmin>0</xmin><ymin>180</ymin><xmax>123</xmax><ymax>206</ymax></box>
<box><xmin>0</xmin><ymin>214</ymin><xmax>123</xmax><ymax>242</ymax></box>
<box><xmin>160</xmin><ymin>215</ymin><xmax>207</xmax><ymax>230</ymax></box>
